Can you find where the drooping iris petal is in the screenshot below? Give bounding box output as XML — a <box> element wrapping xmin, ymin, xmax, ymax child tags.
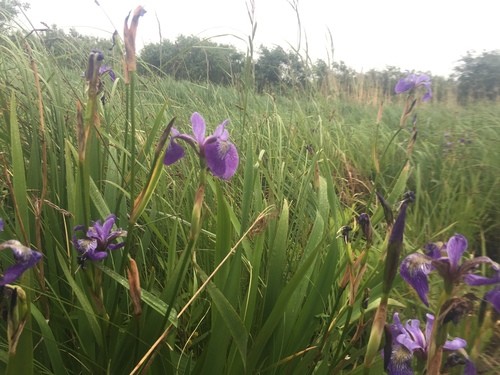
<box><xmin>415</xmin><ymin>74</ymin><xmax>431</xmax><ymax>86</ymax></box>
<box><xmin>386</xmin><ymin>344</ymin><xmax>414</xmax><ymax>375</ymax></box>
<box><xmin>163</xmin><ymin>128</ymin><xmax>186</xmax><ymax>165</ymax></box>
<box><xmin>75</xmin><ymin>238</ymin><xmax>99</xmax><ymax>258</ymax></box>
<box><xmin>164</xmin><ymin>139</ymin><xmax>185</xmax><ymax>165</ymax></box>
<box><xmin>204</xmin><ymin>140</ymin><xmax>239</xmax><ymax>180</ymax></box>
<box><xmin>443</xmin><ymin>337</ymin><xmax>467</xmax><ymax>351</ymax></box>
<box><xmin>0</xmin><ymin>240</ymin><xmax>43</xmax><ymax>285</ymax></box>
<box><xmin>422</xmin><ymin>89</ymin><xmax>432</xmax><ymax>102</ymax></box>
<box><xmin>464</xmin><ymin>271</ymin><xmax>500</xmax><ymax>286</ymax></box>
<box><xmin>191</xmin><ymin>112</ymin><xmax>206</xmax><ymax>144</ymax></box>
<box><xmin>0</xmin><ymin>218</ymin><xmax>4</xmax><ymax>231</ymax></box>
<box><xmin>395</xmin><ymin>74</ymin><xmax>417</xmax><ymax>94</ymax></box>
<box><xmin>464</xmin><ymin>359</ymin><xmax>477</xmax><ymax>375</ymax></box>
<box><xmin>400</xmin><ymin>253</ymin><xmax>433</xmax><ymax>306</ymax></box>
<box><xmin>445</xmin><ymin>234</ymin><xmax>468</xmax><ymax>270</ymax></box>
<box><xmin>485</xmin><ymin>287</ymin><xmax>500</xmax><ymax>312</ymax></box>
<box><xmin>99</xmin><ymin>65</ymin><xmax>116</xmax><ymax>82</ymax></box>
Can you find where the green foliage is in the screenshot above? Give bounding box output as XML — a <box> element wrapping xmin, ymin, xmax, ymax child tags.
<box><xmin>41</xmin><ymin>26</ymin><xmax>114</xmax><ymax>69</ymax></box>
<box><xmin>0</xmin><ymin>0</ymin><xmax>29</xmax><ymax>32</ymax></box>
<box><xmin>455</xmin><ymin>50</ymin><xmax>500</xmax><ymax>104</ymax></box>
<box><xmin>139</xmin><ymin>35</ymin><xmax>245</xmax><ymax>85</ymax></box>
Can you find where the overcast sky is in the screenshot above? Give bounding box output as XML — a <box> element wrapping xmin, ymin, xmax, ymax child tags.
<box><xmin>21</xmin><ymin>0</ymin><xmax>500</xmax><ymax>77</ymax></box>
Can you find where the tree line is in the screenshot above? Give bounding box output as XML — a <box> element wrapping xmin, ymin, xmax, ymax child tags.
<box><xmin>2</xmin><ymin>0</ymin><xmax>499</xmax><ymax>104</ymax></box>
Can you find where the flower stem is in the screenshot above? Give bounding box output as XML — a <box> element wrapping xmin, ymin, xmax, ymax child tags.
<box><xmin>426</xmin><ymin>289</ymin><xmax>453</xmax><ymax>374</ymax></box>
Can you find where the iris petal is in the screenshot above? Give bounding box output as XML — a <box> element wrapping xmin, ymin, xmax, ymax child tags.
<box><xmin>191</xmin><ymin>112</ymin><xmax>206</xmax><ymax>144</ymax></box>
<box><xmin>400</xmin><ymin>253</ymin><xmax>433</xmax><ymax>306</ymax></box>
<box><xmin>443</xmin><ymin>337</ymin><xmax>467</xmax><ymax>351</ymax></box>
<box><xmin>485</xmin><ymin>287</ymin><xmax>500</xmax><ymax>312</ymax></box>
<box><xmin>101</xmin><ymin>215</ymin><xmax>116</xmax><ymax>238</ymax></box>
<box><xmin>0</xmin><ymin>240</ymin><xmax>42</xmax><ymax>285</ymax></box>
<box><xmin>395</xmin><ymin>79</ymin><xmax>415</xmax><ymax>94</ymax></box>
<box><xmin>386</xmin><ymin>344</ymin><xmax>414</xmax><ymax>375</ymax></box>
<box><xmin>445</xmin><ymin>234</ymin><xmax>468</xmax><ymax>270</ymax></box>
<box><xmin>464</xmin><ymin>272</ymin><xmax>500</xmax><ymax>286</ymax></box>
<box><xmin>164</xmin><ymin>139</ymin><xmax>185</xmax><ymax>165</ymax></box>
<box><xmin>205</xmin><ymin>140</ymin><xmax>239</xmax><ymax>180</ymax></box>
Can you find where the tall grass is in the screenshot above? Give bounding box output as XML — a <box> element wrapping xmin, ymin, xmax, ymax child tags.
<box><xmin>0</xmin><ymin>14</ymin><xmax>499</xmax><ymax>375</ymax></box>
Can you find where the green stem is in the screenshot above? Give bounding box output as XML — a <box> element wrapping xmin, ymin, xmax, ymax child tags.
<box><xmin>426</xmin><ymin>288</ymin><xmax>453</xmax><ymax>374</ymax></box>
<box><xmin>161</xmin><ymin>168</ymin><xmax>207</xmax><ymax>329</ymax></box>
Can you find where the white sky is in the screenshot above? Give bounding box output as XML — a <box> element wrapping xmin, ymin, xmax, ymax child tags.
<box><xmin>20</xmin><ymin>0</ymin><xmax>500</xmax><ymax>77</ymax></box>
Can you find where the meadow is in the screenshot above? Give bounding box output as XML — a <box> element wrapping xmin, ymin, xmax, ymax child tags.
<box><xmin>0</xmin><ymin>7</ymin><xmax>499</xmax><ymax>375</ymax></box>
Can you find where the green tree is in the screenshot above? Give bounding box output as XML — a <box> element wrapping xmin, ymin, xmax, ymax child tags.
<box><xmin>254</xmin><ymin>46</ymin><xmax>290</xmax><ymax>92</ymax></box>
<box><xmin>454</xmin><ymin>50</ymin><xmax>500</xmax><ymax>104</ymax></box>
<box><xmin>0</xmin><ymin>0</ymin><xmax>29</xmax><ymax>32</ymax></box>
<box><xmin>139</xmin><ymin>35</ymin><xmax>244</xmax><ymax>86</ymax></box>
<box><xmin>41</xmin><ymin>26</ymin><xmax>113</xmax><ymax>69</ymax></box>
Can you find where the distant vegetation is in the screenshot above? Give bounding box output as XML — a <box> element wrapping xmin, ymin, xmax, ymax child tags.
<box><xmin>35</xmin><ymin>27</ymin><xmax>500</xmax><ymax>106</ymax></box>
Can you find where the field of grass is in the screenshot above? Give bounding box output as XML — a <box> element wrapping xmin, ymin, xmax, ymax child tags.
<box><xmin>0</xmin><ymin>14</ymin><xmax>499</xmax><ymax>375</ymax></box>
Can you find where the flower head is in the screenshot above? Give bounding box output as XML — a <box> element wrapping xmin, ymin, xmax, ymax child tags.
<box><xmin>400</xmin><ymin>234</ymin><xmax>500</xmax><ymax>306</ymax></box>
<box><xmin>0</xmin><ymin>218</ymin><xmax>4</xmax><ymax>232</ymax></box>
<box><xmin>99</xmin><ymin>64</ymin><xmax>116</xmax><ymax>82</ymax></box>
<box><xmin>385</xmin><ymin>313</ymin><xmax>474</xmax><ymax>375</ymax></box>
<box><xmin>0</xmin><ymin>240</ymin><xmax>42</xmax><ymax>285</ymax></box>
<box><xmin>395</xmin><ymin>73</ymin><xmax>432</xmax><ymax>101</ymax></box>
<box><xmin>164</xmin><ymin>112</ymin><xmax>239</xmax><ymax>179</ymax></box>
<box><xmin>73</xmin><ymin>214</ymin><xmax>126</xmax><ymax>265</ymax></box>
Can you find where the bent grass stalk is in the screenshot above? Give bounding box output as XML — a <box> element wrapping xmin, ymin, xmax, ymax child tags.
<box><xmin>130</xmin><ymin>207</ymin><xmax>274</xmax><ymax>374</ymax></box>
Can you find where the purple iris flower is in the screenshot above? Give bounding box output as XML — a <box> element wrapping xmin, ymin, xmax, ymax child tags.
<box><xmin>0</xmin><ymin>218</ymin><xmax>4</xmax><ymax>232</ymax></box>
<box><xmin>385</xmin><ymin>312</ymin><xmax>475</xmax><ymax>375</ymax></box>
<box><xmin>400</xmin><ymin>234</ymin><xmax>499</xmax><ymax>306</ymax></box>
<box><xmin>395</xmin><ymin>73</ymin><xmax>432</xmax><ymax>102</ymax></box>
<box><xmin>99</xmin><ymin>64</ymin><xmax>116</xmax><ymax>82</ymax></box>
<box><xmin>73</xmin><ymin>214</ymin><xmax>126</xmax><ymax>264</ymax></box>
<box><xmin>163</xmin><ymin>112</ymin><xmax>239</xmax><ymax>180</ymax></box>
<box><xmin>0</xmin><ymin>240</ymin><xmax>42</xmax><ymax>285</ymax></box>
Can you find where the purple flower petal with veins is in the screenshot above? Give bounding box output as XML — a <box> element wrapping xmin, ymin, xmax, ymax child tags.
<box><xmin>445</xmin><ymin>234</ymin><xmax>468</xmax><ymax>271</ymax></box>
<box><xmin>395</xmin><ymin>73</ymin><xmax>432</xmax><ymax>101</ymax></box>
<box><xmin>0</xmin><ymin>240</ymin><xmax>42</xmax><ymax>284</ymax></box>
<box><xmin>99</xmin><ymin>64</ymin><xmax>116</xmax><ymax>82</ymax></box>
<box><xmin>484</xmin><ymin>287</ymin><xmax>500</xmax><ymax>312</ymax></box>
<box><xmin>400</xmin><ymin>253</ymin><xmax>433</xmax><ymax>306</ymax></box>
